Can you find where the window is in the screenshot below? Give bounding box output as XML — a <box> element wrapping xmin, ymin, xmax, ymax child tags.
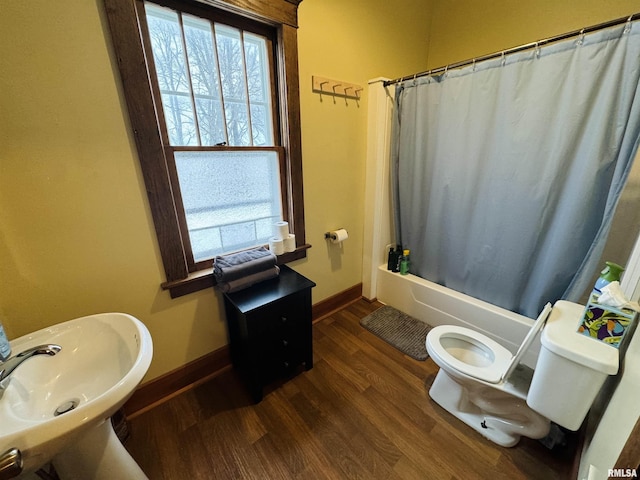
<box><xmin>145</xmin><ymin>3</ymin><xmax>283</xmax><ymax>263</ymax></box>
<box><xmin>104</xmin><ymin>0</ymin><xmax>306</xmax><ymax>297</ymax></box>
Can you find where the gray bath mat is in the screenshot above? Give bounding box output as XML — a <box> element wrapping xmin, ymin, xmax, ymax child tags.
<box><xmin>360</xmin><ymin>306</ymin><xmax>432</xmax><ymax>361</ymax></box>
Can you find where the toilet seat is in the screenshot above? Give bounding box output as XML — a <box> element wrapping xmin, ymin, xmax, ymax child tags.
<box><xmin>427</xmin><ymin>325</ymin><xmax>513</xmax><ymax>384</ymax></box>
<box><xmin>427</xmin><ymin>303</ymin><xmax>552</xmax><ymax>385</ymax></box>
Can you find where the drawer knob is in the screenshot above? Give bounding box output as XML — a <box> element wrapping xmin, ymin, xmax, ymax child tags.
<box><xmin>281</xmin><ymin>316</ymin><xmax>288</xmax><ymax>323</ymax></box>
<box><xmin>283</xmin><ymin>361</ymin><xmax>290</xmax><ymax>368</ymax></box>
<box><xmin>282</xmin><ymin>339</ymin><xmax>288</xmax><ymax>347</ymax></box>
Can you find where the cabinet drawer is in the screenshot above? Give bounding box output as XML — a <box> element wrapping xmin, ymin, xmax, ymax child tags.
<box><xmin>247</xmin><ymin>291</ymin><xmax>311</xmax><ymax>334</ymax></box>
<box><xmin>252</xmin><ymin>302</ymin><xmax>309</xmax><ymax>354</ymax></box>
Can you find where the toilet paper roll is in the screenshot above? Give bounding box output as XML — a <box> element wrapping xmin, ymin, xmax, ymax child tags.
<box><xmin>329</xmin><ymin>229</ymin><xmax>348</xmax><ymax>244</ymax></box>
<box><xmin>269</xmin><ymin>237</ymin><xmax>284</xmax><ymax>255</ymax></box>
<box><xmin>283</xmin><ymin>234</ymin><xmax>296</xmax><ymax>253</ymax></box>
<box><xmin>274</xmin><ymin>221</ymin><xmax>289</xmax><ymax>239</ymax></box>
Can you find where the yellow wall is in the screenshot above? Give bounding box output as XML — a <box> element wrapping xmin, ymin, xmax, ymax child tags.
<box><xmin>0</xmin><ymin>0</ymin><xmax>432</xmax><ymax>381</ymax></box>
<box><xmin>294</xmin><ymin>0</ymin><xmax>432</xmax><ymax>299</ymax></box>
<box><xmin>427</xmin><ymin>0</ymin><xmax>638</xmax><ymax>68</ymax></box>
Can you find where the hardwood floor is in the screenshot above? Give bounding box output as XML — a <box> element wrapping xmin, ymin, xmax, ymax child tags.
<box><xmin>125</xmin><ymin>300</ymin><xmax>575</xmax><ymax>479</ymax></box>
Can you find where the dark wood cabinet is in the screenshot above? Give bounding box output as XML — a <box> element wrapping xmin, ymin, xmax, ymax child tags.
<box><xmin>222</xmin><ymin>265</ymin><xmax>316</xmax><ymax>402</ymax></box>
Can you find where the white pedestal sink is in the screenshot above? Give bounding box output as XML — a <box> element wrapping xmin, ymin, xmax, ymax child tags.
<box><xmin>0</xmin><ymin>313</ymin><xmax>152</xmax><ymax>479</ymax></box>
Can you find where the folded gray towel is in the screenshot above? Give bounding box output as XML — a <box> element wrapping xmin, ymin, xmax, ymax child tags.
<box><xmin>217</xmin><ymin>266</ymin><xmax>280</xmax><ymax>293</ymax></box>
<box><xmin>213</xmin><ymin>246</ymin><xmax>277</xmax><ymax>283</ymax></box>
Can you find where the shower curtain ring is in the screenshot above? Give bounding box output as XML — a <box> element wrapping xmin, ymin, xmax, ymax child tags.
<box><xmin>624</xmin><ymin>15</ymin><xmax>632</xmax><ymax>34</ymax></box>
<box><xmin>413</xmin><ymin>73</ymin><xmax>417</xmax><ymax>86</ymax></box>
<box><xmin>577</xmin><ymin>29</ymin><xmax>585</xmax><ymax>46</ymax></box>
<box><xmin>501</xmin><ymin>51</ymin><xmax>506</xmax><ymax>66</ymax></box>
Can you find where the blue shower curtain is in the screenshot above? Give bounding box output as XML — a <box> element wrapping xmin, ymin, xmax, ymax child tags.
<box><xmin>392</xmin><ymin>21</ymin><xmax>640</xmax><ymax>317</ymax></box>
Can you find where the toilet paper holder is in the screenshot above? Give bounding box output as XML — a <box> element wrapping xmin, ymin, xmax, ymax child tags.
<box><xmin>324</xmin><ymin>229</ymin><xmax>348</xmax><ymax>242</ymax></box>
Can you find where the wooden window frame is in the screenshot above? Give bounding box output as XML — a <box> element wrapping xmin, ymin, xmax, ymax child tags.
<box><xmin>104</xmin><ymin>0</ymin><xmax>307</xmax><ymax>298</ymax></box>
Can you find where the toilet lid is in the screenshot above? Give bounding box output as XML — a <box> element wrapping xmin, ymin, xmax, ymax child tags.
<box><xmin>499</xmin><ymin>302</ymin><xmax>552</xmax><ymax>382</ymax></box>
<box><xmin>427</xmin><ymin>325</ymin><xmax>513</xmax><ymax>384</ymax></box>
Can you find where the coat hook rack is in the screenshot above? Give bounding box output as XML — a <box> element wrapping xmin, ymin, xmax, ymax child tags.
<box><xmin>312</xmin><ymin>76</ymin><xmax>362</xmax><ymax>100</ymax></box>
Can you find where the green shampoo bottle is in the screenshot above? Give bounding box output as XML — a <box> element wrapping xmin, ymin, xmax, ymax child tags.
<box><xmin>400</xmin><ymin>249</ymin><xmax>410</xmax><ymax>275</ymax></box>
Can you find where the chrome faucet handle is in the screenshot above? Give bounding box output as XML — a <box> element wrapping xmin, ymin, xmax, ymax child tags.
<box><xmin>11</xmin><ymin>344</ymin><xmax>61</xmax><ymax>359</ymax></box>
<box><xmin>0</xmin><ymin>344</ymin><xmax>62</xmax><ymax>388</ymax></box>
<box><xmin>0</xmin><ymin>448</ymin><xmax>22</xmax><ymax>480</ymax></box>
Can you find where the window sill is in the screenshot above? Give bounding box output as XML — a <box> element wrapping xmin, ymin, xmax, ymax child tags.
<box><xmin>161</xmin><ymin>244</ymin><xmax>311</xmax><ymax>298</ymax></box>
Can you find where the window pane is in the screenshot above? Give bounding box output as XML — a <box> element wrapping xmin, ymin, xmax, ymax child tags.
<box><xmin>194</xmin><ymin>97</ymin><xmax>226</xmax><ymax>146</ymax></box>
<box><xmin>183</xmin><ymin>15</ymin><xmax>227</xmax><ymax>145</ymax></box>
<box><xmin>215</xmin><ymin>24</ymin><xmax>251</xmax><ymax>146</ymax></box>
<box><xmin>224</xmin><ymin>101</ymin><xmax>251</xmax><ymax>146</ymax></box>
<box><xmin>245</xmin><ymin>33</ymin><xmax>274</xmax><ymax>145</ymax></box>
<box><xmin>145</xmin><ymin>3</ymin><xmax>198</xmax><ymax>146</ymax></box>
<box><xmin>249</xmin><ymin>104</ymin><xmax>272</xmax><ymax>146</ymax></box>
<box><xmin>161</xmin><ymin>93</ymin><xmax>198</xmax><ymax>145</ymax></box>
<box><xmin>174</xmin><ymin>150</ymin><xmax>283</xmax><ymax>261</ymax></box>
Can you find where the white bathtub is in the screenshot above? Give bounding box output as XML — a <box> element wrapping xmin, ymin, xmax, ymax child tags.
<box><xmin>375</xmin><ymin>265</ymin><xmax>541</xmax><ymax>368</ymax></box>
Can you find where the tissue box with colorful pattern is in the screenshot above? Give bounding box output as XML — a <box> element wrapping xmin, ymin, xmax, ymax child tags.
<box><xmin>577</xmin><ymin>295</ymin><xmax>638</xmax><ymax>349</ymax></box>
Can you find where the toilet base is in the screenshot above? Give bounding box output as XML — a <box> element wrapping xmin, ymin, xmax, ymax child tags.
<box><xmin>429</xmin><ymin>369</ymin><xmax>549</xmax><ymax>448</ymax></box>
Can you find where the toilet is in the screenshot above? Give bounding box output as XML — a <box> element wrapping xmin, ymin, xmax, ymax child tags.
<box><xmin>425</xmin><ymin>300</ymin><xmax>619</xmax><ymax>447</ymax></box>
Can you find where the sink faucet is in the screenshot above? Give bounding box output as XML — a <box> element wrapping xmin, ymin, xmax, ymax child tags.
<box><xmin>0</xmin><ymin>344</ymin><xmax>62</xmax><ymax>389</ymax></box>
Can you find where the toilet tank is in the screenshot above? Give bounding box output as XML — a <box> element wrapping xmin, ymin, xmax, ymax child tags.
<box><xmin>526</xmin><ymin>301</ymin><xmax>619</xmax><ymax>431</ymax></box>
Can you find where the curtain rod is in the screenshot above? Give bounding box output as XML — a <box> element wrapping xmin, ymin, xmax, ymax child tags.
<box><xmin>384</xmin><ymin>12</ymin><xmax>640</xmax><ymax>87</ymax></box>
